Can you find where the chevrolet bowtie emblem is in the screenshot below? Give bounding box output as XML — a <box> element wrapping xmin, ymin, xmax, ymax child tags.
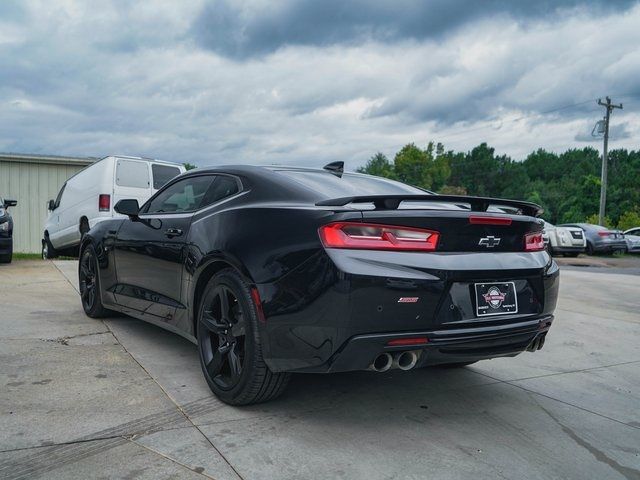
<box><xmin>479</xmin><ymin>236</ymin><xmax>501</xmax><ymax>248</ymax></box>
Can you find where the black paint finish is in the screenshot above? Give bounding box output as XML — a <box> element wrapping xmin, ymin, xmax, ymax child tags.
<box><xmin>81</xmin><ymin>165</ymin><xmax>559</xmax><ymax>373</ymax></box>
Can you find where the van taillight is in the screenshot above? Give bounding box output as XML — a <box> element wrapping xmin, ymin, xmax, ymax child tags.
<box><xmin>99</xmin><ymin>194</ymin><xmax>111</xmax><ymax>212</ymax></box>
<box><xmin>319</xmin><ymin>222</ymin><xmax>439</xmax><ymax>251</ymax></box>
<box><xmin>524</xmin><ymin>232</ymin><xmax>545</xmax><ymax>251</ymax></box>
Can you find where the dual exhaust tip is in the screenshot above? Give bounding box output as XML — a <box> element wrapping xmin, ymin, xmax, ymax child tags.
<box><xmin>369</xmin><ymin>351</ymin><xmax>418</xmax><ymax>372</ymax></box>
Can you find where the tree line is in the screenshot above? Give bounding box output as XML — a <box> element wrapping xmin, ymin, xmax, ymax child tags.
<box><xmin>356</xmin><ymin>142</ymin><xmax>640</xmax><ymax>230</ymax></box>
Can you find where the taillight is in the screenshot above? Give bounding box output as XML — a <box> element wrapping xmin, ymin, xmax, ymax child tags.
<box><xmin>98</xmin><ymin>194</ymin><xmax>111</xmax><ymax>212</ymax></box>
<box><xmin>319</xmin><ymin>222</ymin><xmax>439</xmax><ymax>251</ymax></box>
<box><xmin>597</xmin><ymin>231</ymin><xmax>611</xmax><ymax>237</ymax></box>
<box><xmin>524</xmin><ymin>232</ymin><xmax>545</xmax><ymax>251</ymax></box>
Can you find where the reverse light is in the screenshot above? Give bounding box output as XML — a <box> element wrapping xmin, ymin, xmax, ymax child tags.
<box><xmin>98</xmin><ymin>194</ymin><xmax>111</xmax><ymax>212</ymax></box>
<box><xmin>524</xmin><ymin>232</ymin><xmax>545</xmax><ymax>251</ymax></box>
<box><xmin>319</xmin><ymin>222</ymin><xmax>439</xmax><ymax>251</ymax></box>
<box><xmin>387</xmin><ymin>337</ymin><xmax>429</xmax><ymax>347</ymax></box>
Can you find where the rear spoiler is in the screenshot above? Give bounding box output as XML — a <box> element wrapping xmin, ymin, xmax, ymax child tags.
<box><xmin>315</xmin><ymin>194</ymin><xmax>543</xmax><ymax>217</ymax></box>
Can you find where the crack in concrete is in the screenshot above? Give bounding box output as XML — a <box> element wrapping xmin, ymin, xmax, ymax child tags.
<box><xmin>41</xmin><ymin>330</ymin><xmax>112</xmax><ymax>345</ymax></box>
<box><xmin>538</xmin><ymin>404</ymin><xmax>640</xmax><ymax>480</ymax></box>
<box><xmin>129</xmin><ymin>438</ymin><xmax>220</xmax><ymax>480</ymax></box>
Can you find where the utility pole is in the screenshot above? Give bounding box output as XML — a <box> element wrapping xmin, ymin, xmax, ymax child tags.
<box><xmin>596</xmin><ymin>96</ymin><xmax>623</xmax><ymax>225</ymax></box>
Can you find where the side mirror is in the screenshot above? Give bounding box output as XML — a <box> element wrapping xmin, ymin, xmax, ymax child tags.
<box><xmin>4</xmin><ymin>199</ymin><xmax>17</xmax><ymax>208</ymax></box>
<box><xmin>48</xmin><ymin>199</ymin><xmax>55</xmax><ymax>211</ymax></box>
<box><xmin>114</xmin><ymin>199</ymin><xmax>140</xmax><ymax>218</ymax></box>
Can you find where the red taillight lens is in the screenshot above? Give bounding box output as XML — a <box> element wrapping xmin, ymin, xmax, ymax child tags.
<box><xmin>469</xmin><ymin>215</ymin><xmax>512</xmax><ymax>226</ymax></box>
<box><xmin>524</xmin><ymin>232</ymin><xmax>545</xmax><ymax>251</ymax></box>
<box><xmin>597</xmin><ymin>231</ymin><xmax>611</xmax><ymax>237</ymax></box>
<box><xmin>387</xmin><ymin>337</ymin><xmax>429</xmax><ymax>346</ymax></box>
<box><xmin>98</xmin><ymin>194</ymin><xmax>110</xmax><ymax>212</ymax></box>
<box><xmin>319</xmin><ymin>222</ymin><xmax>439</xmax><ymax>251</ymax></box>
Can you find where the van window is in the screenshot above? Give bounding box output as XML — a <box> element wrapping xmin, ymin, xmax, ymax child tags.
<box><xmin>116</xmin><ymin>160</ymin><xmax>150</xmax><ymax>189</ymax></box>
<box><xmin>152</xmin><ymin>164</ymin><xmax>181</xmax><ymax>190</ymax></box>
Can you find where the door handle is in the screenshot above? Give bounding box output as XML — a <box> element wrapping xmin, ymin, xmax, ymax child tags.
<box><xmin>165</xmin><ymin>228</ymin><xmax>183</xmax><ymax>238</ymax></box>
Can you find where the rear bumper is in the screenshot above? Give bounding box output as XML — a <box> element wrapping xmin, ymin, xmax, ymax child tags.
<box><xmin>593</xmin><ymin>240</ymin><xmax>627</xmax><ymax>252</ymax></box>
<box><xmin>313</xmin><ymin>315</ymin><xmax>553</xmax><ymax>373</ymax></box>
<box><xmin>261</xmin><ymin>249</ymin><xmax>559</xmax><ymax>373</ymax></box>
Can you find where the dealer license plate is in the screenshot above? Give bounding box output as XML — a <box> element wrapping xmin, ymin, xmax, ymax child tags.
<box><xmin>474</xmin><ymin>282</ymin><xmax>518</xmax><ymax>317</ymax></box>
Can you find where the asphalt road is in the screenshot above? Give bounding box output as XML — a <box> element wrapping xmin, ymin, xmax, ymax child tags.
<box><xmin>0</xmin><ymin>260</ymin><xmax>639</xmax><ymax>479</ymax></box>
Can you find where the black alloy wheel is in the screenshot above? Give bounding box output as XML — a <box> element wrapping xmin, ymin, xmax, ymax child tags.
<box><xmin>79</xmin><ymin>246</ymin><xmax>108</xmax><ymax>317</ymax></box>
<box><xmin>197</xmin><ymin>269</ymin><xmax>290</xmax><ymax>405</ymax></box>
<box><xmin>200</xmin><ymin>285</ymin><xmax>246</xmax><ymax>391</ymax></box>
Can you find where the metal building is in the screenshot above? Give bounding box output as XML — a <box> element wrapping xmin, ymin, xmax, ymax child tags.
<box><xmin>0</xmin><ymin>153</ymin><xmax>95</xmax><ymax>253</ymax></box>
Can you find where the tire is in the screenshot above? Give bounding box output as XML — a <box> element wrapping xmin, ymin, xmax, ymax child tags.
<box><xmin>79</xmin><ymin>245</ymin><xmax>109</xmax><ymax>318</ymax></box>
<box><xmin>197</xmin><ymin>268</ymin><xmax>290</xmax><ymax>405</ymax></box>
<box><xmin>79</xmin><ymin>218</ymin><xmax>89</xmax><ymax>239</ymax></box>
<box><xmin>0</xmin><ymin>246</ymin><xmax>11</xmax><ymax>264</ymax></box>
<box><xmin>586</xmin><ymin>242</ymin><xmax>595</xmax><ymax>256</ymax></box>
<box><xmin>42</xmin><ymin>237</ymin><xmax>57</xmax><ymax>259</ymax></box>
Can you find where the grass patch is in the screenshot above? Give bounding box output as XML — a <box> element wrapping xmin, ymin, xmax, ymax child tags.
<box><xmin>12</xmin><ymin>252</ymin><xmax>42</xmax><ymax>260</ymax></box>
<box><xmin>13</xmin><ymin>253</ymin><xmax>77</xmax><ymax>261</ymax></box>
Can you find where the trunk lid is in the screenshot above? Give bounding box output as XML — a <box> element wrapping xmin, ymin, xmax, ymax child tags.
<box><xmin>361</xmin><ymin>209</ymin><xmax>542</xmax><ymax>252</ymax></box>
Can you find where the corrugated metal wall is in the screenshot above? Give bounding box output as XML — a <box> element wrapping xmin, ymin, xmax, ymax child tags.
<box><xmin>0</xmin><ymin>160</ymin><xmax>88</xmax><ymax>253</ymax></box>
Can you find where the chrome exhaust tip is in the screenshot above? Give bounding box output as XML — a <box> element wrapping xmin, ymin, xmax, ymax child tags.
<box><xmin>393</xmin><ymin>351</ymin><xmax>418</xmax><ymax>371</ymax></box>
<box><xmin>369</xmin><ymin>352</ymin><xmax>393</xmax><ymax>372</ymax></box>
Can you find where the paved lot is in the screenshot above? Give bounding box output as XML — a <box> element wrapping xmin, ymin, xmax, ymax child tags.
<box><xmin>1</xmin><ymin>260</ymin><xmax>639</xmax><ymax>479</ymax></box>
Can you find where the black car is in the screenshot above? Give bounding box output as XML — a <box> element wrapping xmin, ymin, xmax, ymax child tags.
<box><xmin>0</xmin><ymin>197</ymin><xmax>17</xmax><ymax>263</ymax></box>
<box><xmin>79</xmin><ymin>164</ymin><xmax>559</xmax><ymax>405</ymax></box>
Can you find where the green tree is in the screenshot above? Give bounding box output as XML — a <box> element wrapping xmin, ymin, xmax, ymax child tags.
<box><xmin>183</xmin><ymin>162</ymin><xmax>197</xmax><ymax>171</ymax></box>
<box><xmin>357</xmin><ymin>152</ymin><xmax>395</xmax><ymax>178</ymax></box>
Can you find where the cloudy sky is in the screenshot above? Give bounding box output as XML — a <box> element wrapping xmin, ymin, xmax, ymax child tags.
<box><xmin>1</xmin><ymin>0</ymin><xmax>639</xmax><ymax>169</ymax></box>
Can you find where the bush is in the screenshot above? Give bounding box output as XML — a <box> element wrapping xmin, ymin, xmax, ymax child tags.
<box><xmin>617</xmin><ymin>210</ymin><xmax>640</xmax><ymax>231</ymax></box>
<box><xmin>584</xmin><ymin>213</ymin><xmax>613</xmax><ymax>228</ymax></box>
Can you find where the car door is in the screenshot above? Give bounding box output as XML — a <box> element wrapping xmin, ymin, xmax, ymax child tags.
<box><xmin>112</xmin><ymin>174</ymin><xmax>216</xmax><ymax>321</ymax></box>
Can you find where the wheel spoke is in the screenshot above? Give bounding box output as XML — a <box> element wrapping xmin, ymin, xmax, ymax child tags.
<box><xmin>201</xmin><ymin>310</ymin><xmax>226</xmax><ymax>334</ymax></box>
<box><xmin>81</xmin><ymin>264</ymin><xmax>91</xmax><ymax>278</ymax></box>
<box><xmin>218</xmin><ymin>288</ymin><xmax>230</xmax><ymax>322</ymax></box>
<box><xmin>206</xmin><ymin>353</ymin><xmax>224</xmax><ymax>377</ymax></box>
<box><xmin>228</xmin><ymin>344</ymin><xmax>242</xmax><ymax>380</ymax></box>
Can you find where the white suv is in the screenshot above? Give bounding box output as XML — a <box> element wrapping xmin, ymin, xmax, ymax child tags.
<box><xmin>43</xmin><ymin>155</ymin><xmax>185</xmax><ymax>258</ymax></box>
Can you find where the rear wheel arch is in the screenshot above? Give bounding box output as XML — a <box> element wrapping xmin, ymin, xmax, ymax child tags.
<box><xmin>192</xmin><ymin>259</ymin><xmax>255</xmax><ymax>338</ymax></box>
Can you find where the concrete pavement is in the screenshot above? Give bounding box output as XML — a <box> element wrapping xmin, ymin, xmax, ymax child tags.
<box><xmin>0</xmin><ymin>260</ymin><xmax>639</xmax><ymax>479</ymax></box>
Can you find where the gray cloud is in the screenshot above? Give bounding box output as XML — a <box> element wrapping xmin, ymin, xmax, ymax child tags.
<box><xmin>0</xmin><ymin>1</ymin><xmax>639</xmax><ymax>169</ymax></box>
<box><xmin>192</xmin><ymin>0</ymin><xmax>636</xmax><ymax>59</ymax></box>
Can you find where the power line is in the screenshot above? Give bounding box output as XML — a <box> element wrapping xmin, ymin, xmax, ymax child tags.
<box><xmin>435</xmin><ymin>97</ymin><xmax>601</xmax><ymax>141</ymax></box>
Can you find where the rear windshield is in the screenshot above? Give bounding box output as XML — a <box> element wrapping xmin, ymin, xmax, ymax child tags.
<box><xmin>275</xmin><ymin>170</ymin><xmax>425</xmax><ymax>197</ymax></box>
<box><xmin>152</xmin><ymin>164</ymin><xmax>181</xmax><ymax>190</ymax></box>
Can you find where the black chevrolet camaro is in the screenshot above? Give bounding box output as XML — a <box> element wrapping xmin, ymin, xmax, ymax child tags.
<box><xmin>79</xmin><ymin>163</ymin><xmax>558</xmax><ymax>405</ymax></box>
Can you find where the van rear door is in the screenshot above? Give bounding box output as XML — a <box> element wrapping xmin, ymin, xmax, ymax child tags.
<box><xmin>113</xmin><ymin>158</ymin><xmax>153</xmax><ymax>214</ymax></box>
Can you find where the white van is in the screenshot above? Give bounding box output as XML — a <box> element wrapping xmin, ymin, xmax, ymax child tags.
<box><xmin>42</xmin><ymin>155</ymin><xmax>185</xmax><ymax>258</ymax></box>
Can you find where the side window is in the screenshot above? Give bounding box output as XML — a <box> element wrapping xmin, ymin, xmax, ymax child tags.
<box><xmin>152</xmin><ymin>164</ymin><xmax>181</xmax><ymax>190</ymax></box>
<box><xmin>144</xmin><ymin>176</ymin><xmax>215</xmax><ymax>214</ymax></box>
<box><xmin>116</xmin><ymin>159</ymin><xmax>150</xmax><ymax>189</ymax></box>
<box><xmin>200</xmin><ymin>176</ymin><xmax>240</xmax><ymax>208</ymax></box>
<box><xmin>54</xmin><ymin>184</ymin><xmax>66</xmax><ymax>209</ymax></box>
